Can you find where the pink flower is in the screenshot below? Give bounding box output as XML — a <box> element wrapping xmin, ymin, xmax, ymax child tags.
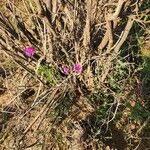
<box><xmin>24</xmin><ymin>47</ymin><xmax>35</xmax><ymax>57</ymax></box>
<box><xmin>63</xmin><ymin>66</ymin><xmax>70</xmax><ymax>75</ymax></box>
<box><xmin>73</xmin><ymin>63</ymin><xmax>82</xmax><ymax>73</ymax></box>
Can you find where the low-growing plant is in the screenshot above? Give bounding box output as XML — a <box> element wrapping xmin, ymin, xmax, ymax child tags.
<box><xmin>128</xmin><ymin>102</ymin><xmax>149</xmax><ymax>121</ymax></box>
<box><xmin>38</xmin><ymin>64</ymin><xmax>58</xmax><ymax>85</ymax></box>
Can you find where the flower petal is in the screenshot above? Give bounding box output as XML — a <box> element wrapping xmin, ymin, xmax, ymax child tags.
<box><xmin>24</xmin><ymin>47</ymin><xmax>35</xmax><ymax>57</ymax></box>
<box><xmin>63</xmin><ymin>66</ymin><xmax>70</xmax><ymax>74</ymax></box>
<box><xmin>74</xmin><ymin>64</ymin><xmax>82</xmax><ymax>73</ymax></box>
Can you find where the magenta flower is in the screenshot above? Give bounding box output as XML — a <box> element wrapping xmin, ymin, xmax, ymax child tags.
<box><xmin>24</xmin><ymin>47</ymin><xmax>35</xmax><ymax>57</ymax></box>
<box><xmin>63</xmin><ymin>66</ymin><xmax>70</xmax><ymax>75</ymax></box>
<box><xmin>73</xmin><ymin>63</ymin><xmax>82</xmax><ymax>73</ymax></box>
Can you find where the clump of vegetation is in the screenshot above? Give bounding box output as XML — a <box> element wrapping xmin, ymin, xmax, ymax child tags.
<box><xmin>0</xmin><ymin>0</ymin><xmax>150</xmax><ymax>149</ymax></box>
<box><xmin>38</xmin><ymin>64</ymin><xmax>57</xmax><ymax>85</ymax></box>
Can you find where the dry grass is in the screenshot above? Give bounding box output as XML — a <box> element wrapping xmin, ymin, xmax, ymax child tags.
<box><xmin>0</xmin><ymin>0</ymin><xmax>150</xmax><ymax>149</ymax></box>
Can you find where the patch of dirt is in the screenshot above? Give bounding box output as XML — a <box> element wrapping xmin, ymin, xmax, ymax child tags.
<box><xmin>0</xmin><ymin>93</ymin><xmax>11</xmax><ymax>106</ymax></box>
<box><xmin>68</xmin><ymin>123</ymin><xmax>84</xmax><ymax>150</ymax></box>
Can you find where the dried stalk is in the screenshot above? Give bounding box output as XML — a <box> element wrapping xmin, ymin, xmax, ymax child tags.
<box><xmin>19</xmin><ymin>87</ymin><xmax>59</xmax><ymax>142</ymax></box>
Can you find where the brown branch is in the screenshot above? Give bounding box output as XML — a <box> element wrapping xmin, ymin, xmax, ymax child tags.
<box><xmin>33</xmin><ymin>0</ymin><xmax>57</xmax><ymax>37</ymax></box>
<box><xmin>98</xmin><ymin>0</ymin><xmax>128</xmax><ymax>51</ymax></box>
<box><xmin>101</xmin><ymin>16</ymin><xmax>134</xmax><ymax>83</ymax></box>
<box><xmin>45</xmin><ymin>0</ymin><xmax>51</xmax><ymax>10</ymax></box>
<box><xmin>114</xmin><ymin>17</ymin><xmax>134</xmax><ymax>53</ymax></box>
<box><xmin>33</xmin><ymin>0</ymin><xmax>43</xmax><ymax>15</ymax></box>
<box><xmin>83</xmin><ymin>0</ymin><xmax>91</xmax><ymax>48</ymax></box>
<box><xmin>105</xmin><ymin>12</ymin><xmax>113</xmax><ymax>51</ymax></box>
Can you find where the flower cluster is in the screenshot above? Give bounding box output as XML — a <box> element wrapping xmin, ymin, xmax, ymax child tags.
<box><xmin>24</xmin><ymin>47</ymin><xmax>82</xmax><ymax>75</ymax></box>
<box><xmin>73</xmin><ymin>64</ymin><xmax>82</xmax><ymax>73</ymax></box>
<box><xmin>62</xmin><ymin>63</ymin><xmax>82</xmax><ymax>75</ymax></box>
<box><xmin>24</xmin><ymin>47</ymin><xmax>35</xmax><ymax>57</ymax></box>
